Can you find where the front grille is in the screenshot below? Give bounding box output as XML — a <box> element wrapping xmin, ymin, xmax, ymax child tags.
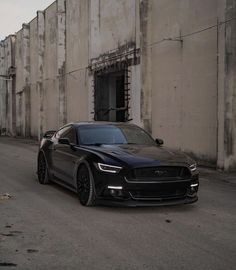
<box><xmin>132</xmin><ymin>166</ymin><xmax>191</xmax><ymax>180</ymax></box>
<box><xmin>130</xmin><ymin>181</ymin><xmax>188</xmax><ymax>200</ymax></box>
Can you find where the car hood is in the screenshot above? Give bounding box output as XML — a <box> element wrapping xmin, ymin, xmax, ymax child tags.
<box><xmin>84</xmin><ymin>144</ymin><xmax>194</xmax><ymax>168</ymax></box>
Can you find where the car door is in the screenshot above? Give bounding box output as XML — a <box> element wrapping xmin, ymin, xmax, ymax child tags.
<box><xmin>51</xmin><ymin>125</ymin><xmax>78</xmax><ymax>188</ymax></box>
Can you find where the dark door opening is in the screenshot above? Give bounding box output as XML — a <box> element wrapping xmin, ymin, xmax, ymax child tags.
<box><xmin>94</xmin><ymin>70</ymin><xmax>127</xmax><ymax>122</ymax></box>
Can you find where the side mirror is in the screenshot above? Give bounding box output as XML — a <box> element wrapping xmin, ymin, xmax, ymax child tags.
<box><xmin>43</xmin><ymin>130</ymin><xmax>56</xmax><ymax>139</ymax></box>
<box><xmin>58</xmin><ymin>138</ymin><xmax>70</xmax><ymax>145</ymax></box>
<box><xmin>155</xmin><ymin>138</ymin><xmax>164</xmax><ymax>146</ymax></box>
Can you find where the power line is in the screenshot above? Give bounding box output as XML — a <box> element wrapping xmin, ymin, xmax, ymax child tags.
<box><xmin>3</xmin><ymin>16</ymin><xmax>236</xmax><ymax>85</ymax></box>
<box><xmin>147</xmin><ymin>16</ymin><xmax>236</xmax><ymax>48</ymax></box>
<box><xmin>58</xmin><ymin>66</ymin><xmax>87</xmax><ymax>78</ymax></box>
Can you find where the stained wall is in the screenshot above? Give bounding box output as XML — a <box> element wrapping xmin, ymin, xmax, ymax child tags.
<box><xmin>1</xmin><ymin>0</ymin><xmax>236</xmax><ymax>170</ymax></box>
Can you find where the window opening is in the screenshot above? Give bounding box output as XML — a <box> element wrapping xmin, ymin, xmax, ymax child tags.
<box><xmin>94</xmin><ymin>65</ymin><xmax>130</xmax><ymax>122</ymax></box>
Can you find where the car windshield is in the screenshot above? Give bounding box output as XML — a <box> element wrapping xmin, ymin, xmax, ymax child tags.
<box><xmin>77</xmin><ymin>125</ymin><xmax>156</xmax><ymax>146</ymax></box>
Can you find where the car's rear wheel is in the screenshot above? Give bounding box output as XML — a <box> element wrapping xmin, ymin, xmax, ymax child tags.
<box><xmin>77</xmin><ymin>164</ymin><xmax>96</xmax><ymax>206</ymax></box>
<box><xmin>38</xmin><ymin>152</ymin><xmax>50</xmax><ymax>184</ymax></box>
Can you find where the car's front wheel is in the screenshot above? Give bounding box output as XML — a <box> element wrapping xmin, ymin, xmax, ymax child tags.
<box><xmin>77</xmin><ymin>164</ymin><xmax>96</xmax><ymax>206</ymax></box>
<box><xmin>37</xmin><ymin>152</ymin><xmax>50</xmax><ymax>184</ymax></box>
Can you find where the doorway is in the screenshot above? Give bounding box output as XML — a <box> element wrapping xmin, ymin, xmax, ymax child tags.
<box><xmin>94</xmin><ymin>70</ymin><xmax>127</xmax><ymax>122</ymax></box>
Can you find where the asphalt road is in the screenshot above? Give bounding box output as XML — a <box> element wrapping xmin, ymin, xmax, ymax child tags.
<box><xmin>0</xmin><ymin>137</ymin><xmax>236</xmax><ymax>270</ymax></box>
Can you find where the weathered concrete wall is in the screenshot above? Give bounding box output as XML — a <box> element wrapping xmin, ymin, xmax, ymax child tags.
<box><xmin>1</xmin><ymin>0</ymin><xmax>236</xmax><ymax>170</ymax></box>
<box><xmin>149</xmin><ymin>0</ymin><xmax>219</xmax><ymax>165</ymax></box>
<box><xmin>44</xmin><ymin>2</ymin><xmax>59</xmax><ymax>131</ymax></box>
<box><xmin>5</xmin><ymin>36</ymin><xmax>16</xmax><ymax>136</ymax></box>
<box><xmin>15</xmin><ymin>25</ymin><xmax>30</xmax><ymax>137</ymax></box>
<box><xmin>140</xmin><ymin>0</ymin><xmax>152</xmax><ymax>132</ymax></box>
<box><xmin>223</xmin><ymin>0</ymin><xmax>236</xmax><ymax>170</ymax></box>
<box><xmin>217</xmin><ymin>0</ymin><xmax>227</xmax><ymax>169</ymax></box>
<box><xmin>37</xmin><ymin>11</ymin><xmax>46</xmax><ymax>139</ymax></box>
<box><xmin>0</xmin><ymin>36</ymin><xmax>16</xmax><ymax>136</ymax></box>
<box><xmin>0</xmin><ymin>40</ymin><xmax>7</xmax><ymax>135</ymax></box>
<box><xmin>65</xmin><ymin>0</ymin><xmax>89</xmax><ymax>122</ymax></box>
<box><xmin>23</xmin><ymin>24</ymin><xmax>31</xmax><ymax>138</ymax></box>
<box><xmin>29</xmin><ymin>18</ymin><xmax>39</xmax><ymax>138</ymax></box>
<box><xmin>89</xmin><ymin>0</ymin><xmax>137</xmax><ymax>58</ymax></box>
<box><xmin>88</xmin><ymin>0</ymin><xmax>141</xmax><ymax>123</ymax></box>
<box><xmin>57</xmin><ymin>0</ymin><xmax>66</xmax><ymax>126</ymax></box>
<box><xmin>15</xmin><ymin>30</ymin><xmax>23</xmax><ymax>136</ymax></box>
<box><xmin>18</xmin><ymin>0</ymin><xmax>66</xmax><ymax>139</ymax></box>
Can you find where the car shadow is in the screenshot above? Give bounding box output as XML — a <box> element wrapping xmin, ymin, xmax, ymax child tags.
<box><xmin>44</xmin><ymin>180</ymin><xmax>78</xmax><ymax>199</ymax></box>
<box><xmin>37</xmin><ymin>177</ymin><xmax>198</xmax><ymax>214</ymax></box>
<box><xmin>95</xmin><ymin>203</ymin><xmax>197</xmax><ymax>215</ymax></box>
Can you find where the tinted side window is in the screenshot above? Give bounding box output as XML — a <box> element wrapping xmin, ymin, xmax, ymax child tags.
<box><xmin>64</xmin><ymin>128</ymin><xmax>77</xmax><ymax>144</ymax></box>
<box><xmin>55</xmin><ymin>126</ymin><xmax>71</xmax><ymax>139</ymax></box>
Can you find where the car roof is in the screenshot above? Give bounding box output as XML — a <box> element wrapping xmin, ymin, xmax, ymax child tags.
<box><xmin>72</xmin><ymin>121</ymin><xmax>136</xmax><ymax>128</ymax></box>
<box><xmin>55</xmin><ymin>122</ymin><xmax>140</xmax><ymax>133</ymax></box>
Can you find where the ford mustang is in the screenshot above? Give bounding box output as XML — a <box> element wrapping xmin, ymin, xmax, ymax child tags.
<box><xmin>37</xmin><ymin>122</ymin><xmax>199</xmax><ymax>206</ymax></box>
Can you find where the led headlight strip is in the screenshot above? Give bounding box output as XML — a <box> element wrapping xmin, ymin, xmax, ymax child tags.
<box><xmin>190</xmin><ymin>163</ymin><xmax>197</xmax><ymax>172</ymax></box>
<box><xmin>97</xmin><ymin>163</ymin><xmax>122</xmax><ymax>174</ymax></box>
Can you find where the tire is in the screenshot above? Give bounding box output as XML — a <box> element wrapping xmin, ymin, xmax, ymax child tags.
<box><xmin>77</xmin><ymin>164</ymin><xmax>96</xmax><ymax>206</ymax></box>
<box><xmin>37</xmin><ymin>152</ymin><xmax>50</xmax><ymax>185</ymax></box>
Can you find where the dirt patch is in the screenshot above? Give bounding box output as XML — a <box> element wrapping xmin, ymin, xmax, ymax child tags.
<box><xmin>0</xmin><ymin>262</ymin><xmax>17</xmax><ymax>267</ymax></box>
<box><xmin>27</xmin><ymin>249</ymin><xmax>39</xmax><ymax>254</ymax></box>
<box><xmin>0</xmin><ymin>193</ymin><xmax>12</xmax><ymax>201</ymax></box>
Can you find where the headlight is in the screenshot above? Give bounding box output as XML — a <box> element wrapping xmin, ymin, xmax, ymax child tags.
<box><xmin>190</xmin><ymin>163</ymin><xmax>197</xmax><ymax>172</ymax></box>
<box><xmin>97</xmin><ymin>163</ymin><xmax>122</xmax><ymax>174</ymax></box>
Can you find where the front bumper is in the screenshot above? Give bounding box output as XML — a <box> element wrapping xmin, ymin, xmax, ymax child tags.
<box><xmin>92</xmin><ymin>168</ymin><xmax>199</xmax><ymax>207</ymax></box>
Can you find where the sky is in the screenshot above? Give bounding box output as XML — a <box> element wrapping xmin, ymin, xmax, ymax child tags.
<box><xmin>0</xmin><ymin>0</ymin><xmax>55</xmax><ymax>40</ymax></box>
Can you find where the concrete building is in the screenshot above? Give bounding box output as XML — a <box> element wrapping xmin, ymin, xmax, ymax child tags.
<box><xmin>0</xmin><ymin>0</ymin><xmax>236</xmax><ymax>171</ymax></box>
<box><xmin>0</xmin><ymin>35</ymin><xmax>16</xmax><ymax>137</ymax></box>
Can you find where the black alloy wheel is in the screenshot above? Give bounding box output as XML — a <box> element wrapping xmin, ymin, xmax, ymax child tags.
<box><xmin>77</xmin><ymin>164</ymin><xmax>96</xmax><ymax>206</ymax></box>
<box><xmin>38</xmin><ymin>152</ymin><xmax>50</xmax><ymax>184</ymax></box>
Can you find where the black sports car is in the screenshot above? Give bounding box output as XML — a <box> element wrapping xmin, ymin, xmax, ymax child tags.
<box><xmin>37</xmin><ymin>122</ymin><xmax>199</xmax><ymax>206</ymax></box>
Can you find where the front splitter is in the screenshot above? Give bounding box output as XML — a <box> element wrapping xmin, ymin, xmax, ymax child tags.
<box><xmin>96</xmin><ymin>196</ymin><xmax>198</xmax><ymax>207</ymax></box>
